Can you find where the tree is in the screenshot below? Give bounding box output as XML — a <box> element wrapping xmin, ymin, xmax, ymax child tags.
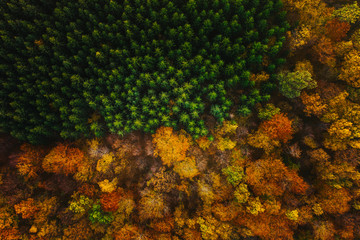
<box><xmin>100</xmin><ymin>189</ymin><xmax>123</xmax><ymax>212</ymax></box>
<box><xmin>247</xmin><ymin>130</ymin><xmax>280</xmax><ymax>154</ymax></box>
<box><xmin>289</xmin><ymin>25</ymin><xmax>313</xmax><ymax>51</ymax></box>
<box><xmin>63</xmin><ymin>220</ymin><xmax>94</xmax><ymax>240</ymax></box>
<box><xmin>98</xmin><ymin>178</ymin><xmax>118</xmax><ymax>193</ymax></box>
<box><xmin>317</xmin><ymin>185</ymin><xmax>352</xmax><ymax>214</ymax></box>
<box><xmin>14</xmin><ymin>198</ymin><xmax>39</xmax><ymax>219</ymax></box>
<box><xmin>138</xmin><ymin>190</ymin><xmax>167</xmax><ymax>221</ymax></box>
<box><xmin>260</xmin><ymin>113</ymin><xmax>294</xmax><ymax>143</ymax></box>
<box><xmin>246</xmin><ymin>158</ymin><xmax>308</xmax><ymax>196</ymax></box>
<box><xmin>325</xmin><ymin>18</ymin><xmax>350</xmax><ymax>42</ymax></box>
<box><xmin>312</xmin><ymin>221</ymin><xmax>336</xmax><ymax>240</ymax></box>
<box><xmin>235</xmin><ymin>211</ymin><xmax>295</xmax><ymax>240</ymax></box>
<box><xmin>301</xmin><ymin>92</ymin><xmax>327</xmax><ymax>117</ymax></box>
<box><xmin>339</xmin><ymin>50</ymin><xmax>360</xmax><ymax>88</ymax></box>
<box><xmin>258</xmin><ymin>103</ymin><xmax>281</xmax><ymax>120</ymax></box>
<box><xmin>42</xmin><ymin>143</ymin><xmax>84</xmax><ymax>175</ymax></box>
<box><xmin>173</xmin><ymin>156</ymin><xmax>200</xmax><ymax>180</ymax></box>
<box><xmin>16</xmin><ymin>144</ymin><xmax>47</xmax><ymax>180</ymax></box>
<box><xmin>312</xmin><ymin>36</ymin><xmax>336</xmax><ymax>66</ymax></box>
<box><xmin>278</xmin><ymin>71</ymin><xmax>317</xmax><ymax>98</ymax></box>
<box><xmin>88</xmin><ymin>203</ymin><xmax>113</xmax><ymax>224</ymax></box>
<box><xmin>333</xmin><ymin>1</ymin><xmax>360</xmax><ymax>24</ymax></box>
<box><xmin>152</xmin><ymin>127</ymin><xmax>190</xmax><ymax>167</ymax></box>
<box><xmin>114</xmin><ymin>225</ymin><xmax>143</xmax><ymax>240</ymax></box>
<box><xmin>0</xmin><ymin>0</ymin><xmax>289</xmax><ymax>143</ymax></box>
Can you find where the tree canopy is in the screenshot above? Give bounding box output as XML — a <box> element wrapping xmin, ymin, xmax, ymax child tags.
<box><xmin>0</xmin><ymin>0</ymin><xmax>288</xmax><ymax>143</ymax></box>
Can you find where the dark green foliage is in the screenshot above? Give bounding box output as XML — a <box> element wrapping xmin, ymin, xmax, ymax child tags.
<box><xmin>0</xmin><ymin>0</ymin><xmax>288</xmax><ymax>143</ymax></box>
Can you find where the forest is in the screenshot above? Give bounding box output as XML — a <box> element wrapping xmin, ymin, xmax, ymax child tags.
<box><xmin>0</xmin><ymin>0</ymin><xmax>360</xmax><ymax>239</ymax></box>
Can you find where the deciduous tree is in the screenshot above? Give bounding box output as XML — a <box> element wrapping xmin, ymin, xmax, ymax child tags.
<box><xmin>152</xmin><ymin>127</ymin><xmax>190</xmax><ymax>167</ymax></box>
<box><xmin>325</xmin><ymin>18</ymin><xmax>351</xmax><ymax>42</ymax></box>
<box><xmin>42</xmin><ymin>143</ymin><xmax>84</xmax><ymax>176</ymax></box>
<box><xmin>339</xmin><ymin>50</ymin><xmax>360</xmax><ymax>88</ymax></box>
<box><xmin>260</xmin><ymin>113</ymin><xmax>294</xmax><ymax>143</ymax></box>
<box><xmin>278</xmin><ymin>71</ymin><xmax>317</xmax><ymax>98</ymax></box>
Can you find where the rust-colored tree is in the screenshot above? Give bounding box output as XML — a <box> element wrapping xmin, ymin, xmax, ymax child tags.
<box><xmin>260</xmin><ymin>113</ymin><xmax>294</xmax><ymax>143</ymax></box>
<box><xmin>325</xmin><ymin>18</ymin><xmax>351</xmax><ymax>42</ymax></box>
<box><xmin>42</xmin><ymin>143</ymin><xmax>85</xmax><ymax>175</ymax></box>
<box><xmin>312</xmin><ymin>36</ymin><xmax>336</xmax><ymax>66</ymax></box>
<box><xmin>317</xmin><ymin>185</ymin><xmax>352</xmax><ymax>214</ymax></box>
<box><xmin>246</xmin><ymin>158</ymin><xmax>308</xmax><ymax>196</ymax></box>
<box><xmin>14</xmin><ymin>198</ymin><xmax>39</xmax><ymax>219</ymax></box>
<box><xmin>100</xmin><ymin>189</ymin><xmax>123</xmax><ymax>212</ymax></box>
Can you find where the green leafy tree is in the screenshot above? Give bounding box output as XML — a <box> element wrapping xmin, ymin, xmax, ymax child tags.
<box><xmin>278</xmin><ymin>71</ymin><xmax>317</xmax><ymax>99</ymax></box>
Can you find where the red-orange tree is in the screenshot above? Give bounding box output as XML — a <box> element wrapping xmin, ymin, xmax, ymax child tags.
<box><xmin>260</xmin><ymin>113</ymin><xmax>294</xmax><ymax>143</ymax></box>
<box><xmin>325</xmin><ymin>18</ymin><xmax>350</xmax><ymax>42</ymax></box>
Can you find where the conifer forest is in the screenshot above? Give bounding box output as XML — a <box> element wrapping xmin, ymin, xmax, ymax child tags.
<box><xmin>1</xmin><ymin>0</ymin><xmax>360</xmax><ymax>239</ymax></box>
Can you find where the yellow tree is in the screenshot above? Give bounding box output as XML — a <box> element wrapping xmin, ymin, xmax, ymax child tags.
<box><xmin>339</xmin><ymin>50</ymin><xmax>360</xmax><ymax>88</ymax></box>
<box><xmin>152</xmin><ymin>127</ymin><xmax>190</xmax><ymax>167</ymax></box>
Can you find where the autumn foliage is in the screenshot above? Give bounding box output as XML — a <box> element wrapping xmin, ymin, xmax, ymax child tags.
<box><xmin>42</xmin><ymin>143</ymin><xmax>85</xmax><ymax>175</ymax></box>
<box><xmin>2</xmin><ymin>0</ymin><xmax>360</xmax><ymax>239</ymax></box>
<box><xmin>260</xmin><ymin>113</ymin><xmax>294</xmax><ymax>143</ymax></box>
<box><xmin>325</xmin><ymin>18</ymin><xmax>350</xmax><ymax>42</ymax></box>
<box><xmin>152</xmin><ymin>127</ymin><xmax>190</xmax><ymax>167</ymax></box>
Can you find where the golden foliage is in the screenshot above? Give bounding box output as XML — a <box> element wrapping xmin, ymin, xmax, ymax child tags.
<box><xmin>211</xmin><ymin>203</ymin><xmax>239</xmax><ymax>222</ymax></box>
<box><xmin>197</xmin><ymin>216</ymin><xmax>233</xmax><ymax>240</ymax></box>
<box><xmin>313</xmin><ymin>221</ymin><xmax>335</xmax><ymax>240</ymax></box>
<box><xmin>34</xmin><ymin>197</ymin><xmax>58</xmax><ymax>225</ymax></box>
<box><xmin>247</xmin><ymin>131</ymin><xmax>280</xmax><ymax>154</ymax></box>
<box><xmin>98</xmin><ymin>178</ymin><xmax>118</xmax><ymax>193</ymax></box>
<box><xmin>295</xmin><ymin>60</ymin><xmax>314</xmax><ymax>75</ymax></box>
<box><xmin>173</xmin><ymin>156</ymin><xmax>200</xmax><ymax>180</ymax></box>
<box><xmin>197</xmin><ymin>180</ymin><xmax>215</xmax><ymax>205</ymax></box>
<box><xmin>42</xmin><ymin>143</ymin><xmax>84</xmax><ymax>175</ymax></box>
<box><xmin>114</xmin><ymin>225</ymin><xmax>141</xmax><ymax>240</ymax></box>
<box><xmin>138</xmin><ymin>190</ymin><xmax>166</xmax><ymax>221</ymax></box>
<box><xmin>250</xmin><ymin>71</ymin><xmax>270</xmax><ymax>83</ymax></box>
<box><xmin>235</xmin><ymin>211</ymin><xmax>295</xmax><ymax>240</ymax></box>
<box><xmin>63</xmin><ymin>220</ymin><xmax>94</xmax><ymax>240</ymax></box>
<box><xmin>96</xmin><ymin>152</ymin><xmax>115</xmax><ymax>173</ymax></box>
<box><xmin>147</xmin><ymin>167</ymin><xmax>176</xmax><ymax>193</ymax></box>
<box><xmin>289</xmin><ymin>25</ymin><xmax>313</xmax><ymax>51</ymax></box>
<box><xmin>339</xmin><ymin>50</ymin><xmax>360</xmax><ymax>88</ymax></box>
<box><xmin>196</xmin><ymin>136</ymin><xmax>211</xmax><ymax>150</ymax></box>
<box><xmin>246</xmin><ymin>197</ymin><xmax>265</xmax><ymax>216</ymax></box>
<box><xmin>0</xmin><ymin>206</ymin><xmax>18</xmax><ymax>230</ymax></box>
<box><xmin>312</xmin><ymin>36</ymin><xmax>336</xmax><ymax>67</ymax></box>
<box><xmin>150</xmin><ymin>217</ymin><xmax>175</xmax><ymax>233</ymax></box>
<box><xmin>216</xmin><ymin>137</ymin><xmax>236</xmax><ymax>151</ymax></box>
<box><xmin>153</xmin><ymin>127</ymin><xmax>191</xmax><ymax>167</ymax></box>
<box><xmin>301</xmin><ymin>92</ymin><xmax>328</xmax><ymax>117</ymax></box>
